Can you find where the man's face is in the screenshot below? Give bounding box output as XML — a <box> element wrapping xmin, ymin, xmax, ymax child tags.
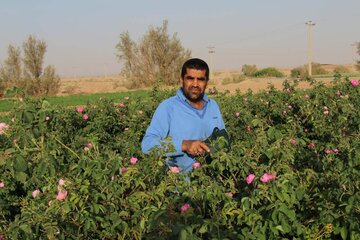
<box><xmin>181</xmin><ymin>68</ymin><xmax>208</xmax><ymax>103</ymax></box>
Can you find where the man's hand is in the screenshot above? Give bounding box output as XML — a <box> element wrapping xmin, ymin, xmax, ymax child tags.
<box><xmin>182</xmin><ymin>140</ymin><xmax>210</xmax><ymax>156</ymax></box>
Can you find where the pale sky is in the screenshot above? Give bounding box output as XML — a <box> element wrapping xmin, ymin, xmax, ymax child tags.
<box><xmin>1</xmin><ymin>0</ymin><xmax>359</xmax><ymax>77</ymax></box>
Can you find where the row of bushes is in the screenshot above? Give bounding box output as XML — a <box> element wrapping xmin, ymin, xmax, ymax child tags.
<box><xmin>0</xmin><ymin>76</ymin><xmax>359</xmax><ymax>239</ymax></box>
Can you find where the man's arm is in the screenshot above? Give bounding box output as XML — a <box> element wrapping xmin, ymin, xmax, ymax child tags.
<box><xmin>141</xmin><ymin>102</ymin><xmax>170</xmax><ymax>154</ymax></box>
<box><xmin>141</xmin><ymin>102</ymin><xmax>186</xmax><ymax>156</ymax></box>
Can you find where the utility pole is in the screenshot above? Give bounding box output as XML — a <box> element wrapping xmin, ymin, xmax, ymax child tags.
<box><xmin>305</xmin><ymin>20</ymin><xmax>315</xmax><ymax>76</ymax></box>
<box><xmin>207</xmin><ymin>46</ymin><xmax>215</xmax><ymax>82</ymax></box>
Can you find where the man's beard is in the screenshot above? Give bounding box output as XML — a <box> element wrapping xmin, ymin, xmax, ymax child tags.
<box><xmin>182</xmin><ymin>87</ymin><xmax>204</xmax><ymax>103</ymax></box>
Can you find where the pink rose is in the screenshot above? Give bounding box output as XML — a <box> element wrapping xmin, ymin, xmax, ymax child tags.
<box><xmin>83</xmin><ymin>147</ymin><xmax>89</xmax><ymax>151</ymax></box>
<box><xmin>225</xmin><ymin>192</ymin><xmax>233</xmax><ymax>197</ymax></box>
<box><xmin>290</xmin><ymin>139</ymin><xmax>297</xmax><ymax>145</ymax></box>
<box><xmin>169</xmin><ymin>166</ymin><xmax>180</xmax><ymax>173</ymax></box>
<box><xmin>180</xmin><ymin>203</ymin><xmax>191</xmax><ymax>214</ymax></box>
<box><xmin>323</xmin><ymin>110</ymin><xmax>329</xmax><ymax>115</ymax></box>
<box><xmin>260</xmin><ymin>173</ymin><xmax>276</xmax><ymax>183</ymax></box>
<box><xmin>288</xmin><ymin>105</ymin><xmax>293</xmax><ymax>109</ymax></box>
<box><xmin>303</xmin><ymin>94</ymin><xmax>309</xmax><ymax>99</ymax></box>
<box><xmin>76</xmin><ymin>106</ymin><xmax>83</xmax><ymax>113</ymax></box>
<box><xmin>56</xmin><ymin>190</ymin><xmax>68</xmax><ymax>200</ymax></box>
<box><xmin>58</xmin><ymin>178</ymin><xmax>65</xmax><ymax>186</ymax></box>
<box><xmin>45</xmin><ymin>116</ymin><xmax>50</xmax><ymax>121</ymax></box>
<box><xmin>119</xmin><ymin>102</ymin><xmax>125</xmax><ymax>107</ymax></box>
<box><xmin>0</xmin><ymin>181</ymin><xmax>4</xmax><ymax>188</ymax></box>
<box><xmin>246</xmin><ymin>174</ymin><xmax>255</xmax><ymax>184</ymax></box>
<box><xmin>309</xmin><ymin>142</ymin><xmax>315</xmax><ymax>148</ymax></box>
<box><xmin>83</xmin><ymin>114</ymin><xmax>89</xmax><ymax>121</ymax></box>
<box><xmin>120</xmin><ymin>166</ymin><xmax>127</xmax><ymax>174</ymax></box>
<box><xmin>86</xmin><ymin>143</ymin><xmax>93</xmax><ymax>148</ymax></box>
<box><xmin>235</xmin><ymin>112</ymin><xmax>240</xmax><ymax>117</ymax></box>
<box><xmin>333</xmin><ymin>149</ymin><xmax>339</xmax><ymax>153</ymax></box>
<box><xmin>192</xmin><ymin>162</ymin><xmax>201</xmax><ymax>169</ymax></box>
<box><xmin>350</xmin><ymin>79</ymin><xmax>359</xmax><ymax>87</ymax></box>
<box><xmin>0</xmin><ymin>123</ymin><xmax>9</xmax><ymax>135</ymax></box>
<box><xmin>32</xmin><ymin>189</ymin><xmax>40</xmax><ymax>198</ymax></box>
<box><xmin>325</xmin><ymin>149</ymin><xmax>332</xmax><ymax>154</ymax></box>
<box><xmin>130</xmin><ymin>157</ymin><xmax>138</xmax><ymax>164</ymax></box>
<box><xmin>111</xmin><ymin>176</ymin><xmax>115</xmax><ymax>181</ymax></box>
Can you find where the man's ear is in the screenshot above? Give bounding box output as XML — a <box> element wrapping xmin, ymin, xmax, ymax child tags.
<box><xmin>179</xmin><ymin>77</ymin><xmax>183</xmax><ymax>85</ymax></box>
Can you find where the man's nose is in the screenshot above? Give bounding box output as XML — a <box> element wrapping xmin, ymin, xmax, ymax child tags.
<box><xmin>192</xmin><ymin>79</ymin><xmax>200</xmax><ymax>86</ymax></box>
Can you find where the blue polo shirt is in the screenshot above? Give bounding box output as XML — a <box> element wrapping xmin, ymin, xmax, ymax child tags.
<box><xmin>141</xmin><ymin>88</ymin><xmax>225</xmax><ymax>172</ymax></box>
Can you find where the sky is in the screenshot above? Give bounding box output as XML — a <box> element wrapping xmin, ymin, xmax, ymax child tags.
<box><xmin>1</xmin><ymin>0</ymin><xmax>360</xmax><ymax>77</ymax></box>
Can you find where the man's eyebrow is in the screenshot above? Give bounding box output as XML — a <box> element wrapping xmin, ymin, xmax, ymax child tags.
<box><xmin>185</xmin><ymin>76</ymin><xmax>206</xmax><ymax>80</ymax></box>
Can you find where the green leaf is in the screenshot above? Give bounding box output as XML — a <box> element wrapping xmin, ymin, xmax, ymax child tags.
<box><xmin>340</xmin><ymin>226</ymin><xmax>348</xmax><ymax>240</ymax></box>
<box><xmin>140</xmin><ymin>218</ymin><xmax>145</xmax><ymax>230</ymax></box>
<box><xmin>14</xmin><ymin>155</ymin><xmax>27</xmax><ymax>172</ymax></box>
<box><xmin>198</xmin><ymin>223</ymin><xmax>208</xmax><ymax>234</ymax></box>
<box><xmin>15</xmin><ymin>171</ymin><xmax>27</xmax><ymax>183</ymax></box>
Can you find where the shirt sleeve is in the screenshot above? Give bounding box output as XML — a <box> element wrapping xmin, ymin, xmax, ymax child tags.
<box><xmin>141</xmin><ymin>101</ymin><xmax>182</xmax><ymax>155</ymax></box>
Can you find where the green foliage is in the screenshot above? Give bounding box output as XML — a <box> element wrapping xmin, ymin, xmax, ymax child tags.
<box><xmin>0</xmin><ymin>90</ymin><xmax>149</xmax><ymax>113</ymax></box>
<box><xmin>0</xmin><ymin>45</ymin><xmax>22</xmax><ymax>97</ymax></box>
<box><xmin>333</xmin><ymin>65</ymin><xmax>350</xmax><ymax>74</ymax></box>
<box><xmin>0</xmin><ymin>35</ymin><xmax>60</xmax><ymax>97</ymax></box>
<box><xmin>116</xmin><ymin>20</ymin><xmax>191</xmax><ymax>88</ymax></box>
<box><xmin>1</xmin><ymin>76</ymin><xmax>360</xmax><ymax>239</ymax></box>
<box><xmin>222</xmin><ymin>74</ymin><xmax>245</xmax><ymax>85</ymax></box>
<box><xmin>254</xmin><ymin>67</ymin><xmax>284</xmax><ymax>78</ymax></box>
<box><xmin>291</xmin><ymin>63</ymin><xmax>328</xmax><ymax>79</ymax></box>
<box><xmin>241</xmin><ymin>64</ymin><xmax>258</xmax><ymax>77</ymax></box>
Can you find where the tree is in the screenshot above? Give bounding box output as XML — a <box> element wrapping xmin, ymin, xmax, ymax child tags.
<box><xmin>0</xmin><ymin>35</ymin><xmax>60</xmax><ymax>96</ymax></box>
<box><xmin>241</xmin><ymin>64</ymin><xmax>257</xmax><ymax>77</ymax></box>
<box><xmin>23</xmin><ymin>35</ymin><xmax>47</xmax><ymax>80</ymax></box>
<box><xmin>0</xmin><ymin>45</ymin><xmax>22</xmax><ymax>93</ymax></box>
<box><xmin>290</xmin><ymin>63</ymin><xmax>328</xmax><ymax>79</ymax></box>
<box><xmin>116</xmin><ymin>20</ymin><xmax>191</xmax><ymax>88</ymax></box>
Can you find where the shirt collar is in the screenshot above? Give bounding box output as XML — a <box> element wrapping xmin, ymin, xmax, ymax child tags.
<box><xmin>177</xmin><ymin>88</ymin><xmax>209</xmax><ymax>104</ymax></box>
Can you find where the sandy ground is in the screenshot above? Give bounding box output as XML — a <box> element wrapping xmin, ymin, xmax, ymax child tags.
<box><xmin>58</xmin><ymin>64</ymin><xmax>358</xmax><ymax>96</ymax></box>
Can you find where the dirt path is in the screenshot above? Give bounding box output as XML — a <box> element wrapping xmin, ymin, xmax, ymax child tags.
<box><xmin>59</xmin><ymin>75</ymin><xmax>333</xmax><ymax>96</ymax></box>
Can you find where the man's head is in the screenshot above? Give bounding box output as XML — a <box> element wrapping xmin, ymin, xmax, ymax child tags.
<box><xmin>180</xmin><ymin>58</ymin><xmax>210</xmax><ymax>106</ymax></box>
<box><xmin>181</xmin><ymin>58</ymin><xmax>209</xmax><ymax>80</ymax></box>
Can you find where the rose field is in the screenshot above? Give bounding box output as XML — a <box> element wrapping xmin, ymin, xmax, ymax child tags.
<box><xmin>0</xmin><ymin>76</ymin><xmax>360</xmax><ymax>239</ymax></box>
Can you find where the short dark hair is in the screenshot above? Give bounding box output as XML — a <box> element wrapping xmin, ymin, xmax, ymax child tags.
<box><xmin>181</xmin><ymin>58</ymin><xmax>209</xmax><ymax>80</ymax></box>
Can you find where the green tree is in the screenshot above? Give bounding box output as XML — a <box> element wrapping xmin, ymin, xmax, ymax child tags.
<box><xmin>290</xmin><ymin>63</ymin><xmax>328</xmax><ymax>79</ymax></box>
<box><xmin>254</xmin><ymin>67</ymin><xmax>284</xmax><ymax>78</ymax></box>
<box><xmin>0</xmin><ymin>45</ymin><xmax>22</xmax><ymax>94</ymax></box>
<box><xmin>241</xmin><ymin>64</ymin><xmax>257</xmax><ymax>77</ymax></box>
<box><xmin>0</xmin><ymin>35</ymin><xmax>60</xmax><ymax>96</ymax></box>
<box><xmin>116</xmin><ymin>20</ymin><xmax>191</xmax><ymax>88</ymax></box>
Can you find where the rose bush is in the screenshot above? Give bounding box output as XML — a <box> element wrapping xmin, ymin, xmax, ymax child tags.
<box><xmin>0</xmin><ymin>77</ymin><xmax>359</xmax><ymax>239</ymax></box>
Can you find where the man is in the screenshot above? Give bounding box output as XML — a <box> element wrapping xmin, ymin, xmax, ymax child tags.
<box><xmin>141</xmin><ymin>58</ymin><xmax>225</xmax><ymax>172</ymax></box>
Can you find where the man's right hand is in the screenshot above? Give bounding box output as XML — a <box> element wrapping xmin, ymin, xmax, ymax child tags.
<box><xmin>181</xmin><ymin>140</ymin><xmax>210</xmax><ymax>156</ymax></box>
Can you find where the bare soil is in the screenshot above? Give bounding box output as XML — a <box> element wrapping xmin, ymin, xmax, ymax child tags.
<box><xmin>58</xmin><ymin>64</ymin><xmax>358</xmax><ymax>96</ymax></box>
